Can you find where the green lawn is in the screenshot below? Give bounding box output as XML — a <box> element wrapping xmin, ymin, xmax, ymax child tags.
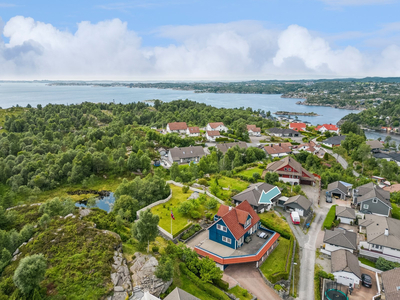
<box><xmin>212</xmin><ymin>176</ymin><xmax>249</xmax><ymax>201</ymax></box>
<box><xmin>259</xmin><ymin>211</ymin><xmax>293</xmax><ymax>239</ymax></box>
<box><xmin>151</xmin><ymin>184</ymin><xmax>219</xmax><ymax>236</ymax></box>
<box><xmin>358</xmin><ymin>257</ymin><xmax>376</xmax><ymax>268</ymax></box>
<box><xmin>260</xmin><ymin>238</ymin><xmax>291</xmax><ymax>283</ymax></box>
<box><xmin>236</xmin><ymin>167</ymin><xmax>264</xmax><ymax>178</ymax></box>
<box><xmin>228</xmin><ymin>285</ymin><xmax>252</xmax><ymax>300</ymax></box>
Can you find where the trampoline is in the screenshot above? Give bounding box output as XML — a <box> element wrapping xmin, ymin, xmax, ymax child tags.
<box><xmin>325</xmin><ymin>289</ymin><xmax>348</xmax><ymax>300</ymax></box>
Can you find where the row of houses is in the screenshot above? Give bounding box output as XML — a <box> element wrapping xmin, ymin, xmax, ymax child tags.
<box><xmin>166</xmin><ymin>122</ymin><xmax>261</xmax><ymax>138</ymax></box>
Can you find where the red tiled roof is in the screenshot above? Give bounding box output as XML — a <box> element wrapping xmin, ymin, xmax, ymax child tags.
<box><xmin>208</xmin><ymin>122</ymin><xmax>224</xmax><ymax>129</ymax></box>
<box><xmin>168</xmin><ymin>122</ymin><xmax>187</xmax><ymax>130</ymax></box>
<box><xmin>247</xmin><ymin>125</ymin><xmax>261</xmax><ymax>132</ymax></box>
<box><xmin>317</xmin><ymin>124</ymin><xmax>338</xmax><ymax>131</ymax></box>
<box><xmin>289</xmin><ymin>123</ymin><xmax>306</xmax><ymax>131</ymax></box>
<box><xmin>217</xmin><ymin>201</ymin><xmax>260</xmax><ymax>240</ymax></box>
<box><xmin>207</xmin><ymin>130</ymin><xmax>221</xmax><ymax>136</ymax></box>
<box><xmin>188</xmin><ymin>126</ymin><xmax>200</xmax><ymax>134</ymax></box>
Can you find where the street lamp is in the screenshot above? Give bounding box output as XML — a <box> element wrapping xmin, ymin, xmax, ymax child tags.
<box><xmin>292</xmin><ymin>262</ymin><xmax>297</xmax><ymax>296</ymax></box>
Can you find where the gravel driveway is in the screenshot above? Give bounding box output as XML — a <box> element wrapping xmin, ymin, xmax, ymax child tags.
<box><xmin>224</xmin><ymin>263</ymin><xmax>281</xmax><ymax>300</ymax></box>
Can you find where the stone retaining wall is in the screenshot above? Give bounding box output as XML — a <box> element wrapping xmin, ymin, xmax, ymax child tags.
<box><xmin>136</xmin><ymin>190</ymin><xmax>172</xmax><ymax>219</ymax></box>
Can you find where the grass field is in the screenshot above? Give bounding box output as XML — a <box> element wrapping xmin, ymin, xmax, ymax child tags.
<box><xmin>228</xmin><ymin>285</ymin><xmax>252</xmax><ymax>300</ymax></box>
<box><xmin>260</xmin><ymin>238</ymin><xmax>291</xmax><ymax>283</ymax></box>
<box><xmin>358</xmin><ymin>257</ymin><xmax>376</xmax><ymax>268</ymax></box>
<box><xmin>236</xmin><ymin>167</ymin><xmax>264</xmax><ymax>178</ymax></box>
<box><xmin>212</xmin><ymin>176</ymin><xmax>249</xmax><ymax>201</ymax></box>
<box><xmin>151</xmin><ymin>184</ymin><xmax>219</xmax><ymax>236</ymax></box>
<box><xmin>259</xmin><ymin>211</ymin><xmax>293</xmax><ymax>239</ymax></box>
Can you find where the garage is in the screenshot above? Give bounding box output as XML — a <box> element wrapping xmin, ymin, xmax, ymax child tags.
<box><xmin>336</xmin><ymin>274</ymin><xmax>354</xmax><ymax>286</ymax></box>
<box><xmin>295</xmin><ymin>208</ymin><xmax>304</xmax><ymax>217</ymax></box>
<box><xmin>331</xmin><ymin>249</ymin><xmax>361</xmax><ymax>288</ymax></box>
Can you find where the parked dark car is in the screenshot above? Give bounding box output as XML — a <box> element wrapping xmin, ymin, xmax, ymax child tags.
<box><xmin>361</xmin><ymin>273</ymin><xmax>372</xmax><ymax>288</ymax></box>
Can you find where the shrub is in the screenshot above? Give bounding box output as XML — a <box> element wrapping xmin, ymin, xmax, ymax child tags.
<box><xmin>182</xmin><ymin>185</ymin><xmax>190</xmax><ymax>193</ymax></box>
<box><xmin>213</xmin><ymin>278</ymin><xmax>229</xmax><ymax>291</ymax></box>
<box><xmin>376</xmin><ymin>257</ymin><xmax>400</xmax><ymax>271</ymax></box>
<box><xmin>155</xmin><ymin>257</ymin><xmax>173</xmax><ymax>281</ymax></box>
<box><xmin>274</xmin><ymin>285</ymin><xmax>283</xmax><ymax>291</ymax></box>
<box><xmin>322</xmin><ymin>205</ymin><xmax>337</xmax><ymax>230</ymax></box>
<box><xmin>252</xmin><ymin>173</ymin><xmax>261</xmax><ymax>181</ymax></box>
<box><xmin>197</xmin><ymin>178</ymin><xmax>208</xmax><ymax>186</ymax></box>
<box><xmin>205</xmin><ymin>198</ymin><xmax>218</xmax><ymax>210</ymax></box>
<box><xmin>152</xmin><ymin>246</ymin><xmax>159</xmax><ymax>253</ymax></box>
<box><xmin>190</xmin><ymin>211</ymin><xmax>202</xmax><ymax>219</ymax></box>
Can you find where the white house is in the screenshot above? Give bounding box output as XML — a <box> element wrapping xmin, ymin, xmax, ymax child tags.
<box><xmin>335</xmin><ymin>206</ymin><xmax>356</xmax><ymax>225</ymax></box>
<box><xmin>206</xmin><ymin>130</ymin><xmax>221</xmax><ymax>142</ymax></box>
<box><xmin>322</xmin><ymin>228</ymin><xmax>357</xmax><ymax>255</ymax></box>
<box><xmin>316</xmin><ymin>124</ymin><xmax>340</xmax><ymax>134</ymax></box>
<box><xmin>166</xmin><ymin>122</ymin><xmax>187</xmax><ymax>134</ymax></box>
<box><xmin>186</xmin><ymin>127</ymin><xmax>200</xmax><ymax>137</ymax></box>
<box><xmin>331</xmin><ymin>249</ymin><xmax>361</xmax><ymax>287</ymax></box>
<box><xmin>206</xmin><ymin>122</ymin><xmax>228</xmax><ymax>132</ymax></box>
<box><xmin>247</xmin><ymin>125</ymin><xmax>261</xmax><ymax>136</ymax></box>
<box><xmin>359</xmin><ymin>215</ymin><xmax>400</xmax><ymax>261</ymax></box>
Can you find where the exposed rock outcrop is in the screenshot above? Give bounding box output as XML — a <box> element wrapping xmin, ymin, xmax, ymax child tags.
<box><xmin>109</xmin><ymin>245</ymin><xmax>133</xmax><ymax>300</ymax></box>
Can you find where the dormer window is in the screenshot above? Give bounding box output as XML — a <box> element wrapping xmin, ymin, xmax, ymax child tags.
<box><xmin>288</xmin><ymin>168</ymin><xmax>292</xmax><ymax>171</ymax></box>
<box><xmin>244</xmin><ymin>219</ymin><xmax>251</xmax><ymax>229</ymax></box>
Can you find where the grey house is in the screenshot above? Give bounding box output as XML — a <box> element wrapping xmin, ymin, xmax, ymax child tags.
<box><xmin>322</xmin><ymin>135</ymin><xmax>346</xmax><ymax>147</ymax></box>
<box><xmin>353</xmin><ymin>182</ymin><xmax>392</xmax><ymax>217</ymax></box>
<box><xmin>268</xmin><ymin>127</ymin><xmax>300</xmax><ymax>137</ymax></box>
<box><xmin>336</xmin><ymin>206</ymin><xmax>356</xmax><ymax>225</ymax></box>
<box><xmin>216</xmin><ymin>142</ymin><xmax>248</xmax><ymax>154</ymax></box>
<box><xmin>323</xmin><ymin>228</ymin><xmax>357</xmax><ymax>254</ymax></box>
<box><xmin>168</xmin><ymin>146</ymin><xmax>206</xmax><ymax>164</ymax></box>
<box><xmin>232</xmin><ymin>182</ymin><xmax>281</xmax><ymax>213</ymax></box>
<box><xmin>327</xmin><ymin>181</ymin><xmax>350</xmax><ymax>200</ymax></box>
<box><xmin>283</xmin><ymin>195</ymin><xmax>312</xmax><ymax>217</ymax></box>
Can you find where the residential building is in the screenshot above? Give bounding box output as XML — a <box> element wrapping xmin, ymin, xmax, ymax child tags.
<box><xmin>216</xmin><ymin>142</ymin><xmax>248</xmax><ymax>154</ymax></box>
<box><xmin>327</xmin><ymin>181</ymin><xmax>351</xmax><ymax>200</ymax></box>
<box><xmin>373</xmin><ymin>152</ymin><xmax>400</xmax><ymax>166</ymax></box>
<box><xmin>335</xmin><ymin>207</ymin><xmax>356</xmax><ymax>225</ymax></box>
<box><xmin>194</xmin><ymin>200</ymin><xmax>280</xmax><ymax>269</ymax></box>
<box><xmin>322</xmin><ymin>135</ymin><xmax>346</xmax><ymax>147</ymax></box>
<box><xmin>316</xmin><ymin>124</ymin><xmax>340</xmax><ymax>134</ymax></box>
<box><xmin>186</xmin><ymin>127</ymin><xmax>200</xmax><ymax>137</ymax></box>
<box><xmin>206</xmin><ymin>122</ymin><xmax>228</xmax><ymax>132</ymax></box>
<box><xmin>353</xmin><ymin>182</ymin><xmax>392</xmax><ymax>217</ymax></box>
<box><xmin>206</xmin><ymin>130</ymin><xmax>221</xmax><ymax>142</ymax></box>
<box><xmin>266</xmin><ymin>156</ymin><xmax>315</xmax><ymax>185</ymax></box>
<box><xmin>166</xmin><ymin>122</ymin><xmax>188</xmax><ymax>134</ymax></box>
<box><xmin>232</xmin><ymin>182</ymin><xmax>281</xmax><ymax>213</ymax></box>
<box><xmin>168</xmin><ymin>146</ymin><xmax>205</xmax><ymax>164</ymax></box>
<box><xmin>283</xmin><ymin>195</ymin><xmax>312</xmax><ymax>217</ymax></box>
<box><xmin>322</xmin><ymin>228</ymin><xmax>357</xmax><ymax>254</ymax></box>
<box><xmin>267</xmin><ymin>127</ymin><xmax>300</xmax><ymax>137</ymax></box>
<box><xmin>331</xmin><ymin>249</ymin><xmax>361</xmax><ymax>287</ymax></box>
<box><xmin>381</xmin><ymin>268</ymin><xmax>400</xmax><ymax>300</ymax></box>
<box><xmin>164</xmin><ymin>288</ymin><xmax>200</xmax><ymax>300</ymax></box>
<box><xmin>289</xmin><ymin>122</ymin><xmax>306</xmax><ymax>132</ymax></box>
<box><xmin>366</xmin><ymin>140</ymin><xmax>384</xmax><ymax>153</ymax></box>
<box><xmin>264</xmin><ymin>143</ymin><xmax>292</xmax><ymax>158</ymax></box>
<box><xmin>359</xmin><ymin>215</ymin><xmax>400</xmax><ymax>260</ymax></box>
<box><xmin>247</xmin><ymin>125</ymin><xmax>261</xmax><ymax>136</ymax></box>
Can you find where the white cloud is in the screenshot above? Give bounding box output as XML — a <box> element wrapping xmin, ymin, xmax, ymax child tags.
<box><xmin>0</xmin><ymin>3</ymin><xmax>16</xmax><ymax>8</ymax></box>
<box><xmin>1</xmin><ymin>16</ymin><xmax>400</xmax><ymax>80</ymax></box>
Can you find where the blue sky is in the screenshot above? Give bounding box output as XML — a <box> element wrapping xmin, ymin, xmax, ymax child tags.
<box><xmin>1</xmin><ymin>0</ymin><xmax>400</xmax><ymax>80</ymax></box>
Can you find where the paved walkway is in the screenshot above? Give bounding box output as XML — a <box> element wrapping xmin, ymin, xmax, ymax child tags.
<box><xmin>224</xmin><ymin>263</ymin><xmax>281</xmax><ymax>300</ymax></box>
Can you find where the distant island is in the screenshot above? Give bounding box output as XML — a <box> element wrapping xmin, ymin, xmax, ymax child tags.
<box><xmin>275</xmin><ymin>111</ymin><xmax>320</xmax><ymax>116</ymax></box>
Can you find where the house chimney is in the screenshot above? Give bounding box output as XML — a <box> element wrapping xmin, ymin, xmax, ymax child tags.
<box><xmin>254</xmin><ymin>185</ymin><xmax>259</xmax><ymax>191</ymax></box>
<box><xmin>279</xmin><ymin>143</ymin><xmax>281</xmax><ymax>147</ymax></box>
<box><xmin>385</xmin><ymin>228</ymin><xmax>389</xmax><ymax>236</ymax></box>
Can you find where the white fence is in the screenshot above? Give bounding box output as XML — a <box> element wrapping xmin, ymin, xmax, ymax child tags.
<box><xmin>136</xmin><ymin>190</ymin><xmax>173</xmax><ymax>219</ymax></box>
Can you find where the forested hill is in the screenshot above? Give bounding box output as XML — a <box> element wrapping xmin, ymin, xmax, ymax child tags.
<box><xmin>0</xmin><ymin>100</ymin><xmax>276</xmax><ymax>206</ymax></box>
<box><xmin>341</xmin><ymin>99</ymin><xmax>400</xmax><ymax>128</ymax></box>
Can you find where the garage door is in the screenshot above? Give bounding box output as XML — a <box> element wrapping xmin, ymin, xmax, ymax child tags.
<box><xmin>337</xmin><ymin>275</ymin><xmax>354</xmax><ymax>286</ymax></box>
<box><xmin>295</xmin><ymin>208</ymin><xmax>304</xmax><ymax>216</ymax></box>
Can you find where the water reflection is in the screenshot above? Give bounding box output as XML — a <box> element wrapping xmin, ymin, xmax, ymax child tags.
<box><xmin>75</xmin><ymin>192</ymin><xmax>116</xmax><ymax>213</ymax></box>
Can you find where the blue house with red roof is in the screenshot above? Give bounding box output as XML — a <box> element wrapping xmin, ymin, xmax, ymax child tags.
<box><xmin>209</xmin><ymin>201</ymin><xmax>261</xmax><ymax>249</ymax></box>
<box><xmin>194</xmin><ymin>200</ymin><xmax>280</xmax><ymax>268</ymax></box>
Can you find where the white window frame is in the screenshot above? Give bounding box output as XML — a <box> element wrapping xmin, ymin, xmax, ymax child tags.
<box><xmin>288</xmin><ymin>168</ymin><xmax>292</xmax><ymax>171</ymax></box>
<box><xmin>372</xmin><ymin>199</ymin><xmax>378</xmax><ymax>204</ymax></box>
<box><xmin>222</xmin><ymin>236</ymin><xmax>231</xmax><ymax>244</ymax></box>
<box><xmin>217</xmin><ymin>224</ymin><xmax>227</xmax><ymax>232</ymax></box>
<box><xmin>244</xmin><ymin>219</ymin><xmax>251</xmax><ymax>229</ymax></box>
<box><xmin>363</xmin><ymin>204</ymin><xmax>369</xmax><ymax>209</ymax></box>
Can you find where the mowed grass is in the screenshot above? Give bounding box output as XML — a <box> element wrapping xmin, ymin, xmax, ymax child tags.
<box><xmin>259</xmin><ymin>211</ymin><xmax>293</xmax><ymax>239</ymax></box>
<box><xmin>228</xmin><ymin>285</ymin><xmax>253</xmax><ymax>300</ymax></box>
<box><xmin>260</xmin><ymin>238</ymin><xmax>290</xmax><ymax>282</ymax></box>
<box><xmin>213</xmin><ymin>176</ymin><xmax>249</xmax><ymax>201</ymax></box>
<box><xmin>358</xmin><ymin>257</ymin><xmax>376</xmax><ymax>268</ymax></box>
<box><xmin>236</xmin><ymin>167</ymin><xmax>264</xmax><ymax>178</ymax></box>
<box><xmin>151</xmin><ymin>184</ymin><xmax>219</xmax><ymax>236</ymax></box>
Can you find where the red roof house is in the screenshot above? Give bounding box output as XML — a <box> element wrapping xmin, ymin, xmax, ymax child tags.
<box><xmin>289</xmin><ymin>122</ymin><xmax>306</xmax><ymax>132</ymax></box>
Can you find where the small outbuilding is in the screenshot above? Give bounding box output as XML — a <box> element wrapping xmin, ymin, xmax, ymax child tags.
<box><xmin>283</xmin><ymin>195</ymin><xmax>312</xmax><ymax>217</ymax></box>
<box><xmin>335</xmin><ymin>206</ymin><xmax>356</xmax><ymax>225</ymax></box>
<box><xmin>331</xmin><ymin>249</ymin><xmax>361</xmax><ymax>287</ymax></box>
